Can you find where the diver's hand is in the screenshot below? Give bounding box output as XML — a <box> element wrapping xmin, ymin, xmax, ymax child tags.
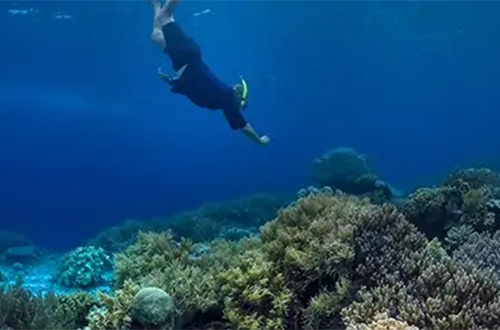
<box><xmin>259</xmin><ymin>135</ymin><xmax>271</xmax><ymax>145</ymax></box>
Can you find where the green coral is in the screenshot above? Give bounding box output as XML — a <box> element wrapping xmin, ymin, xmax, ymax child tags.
<box><xmin>87</xmin><ymin>279</ymin><xmax>140</xmax><ymax>330</ymax></box>
<box><xmin>302</xmin><ymin>277</ymin><xmax>351</xmax><ymax>329</ymax></box>
<box><xmin>0</xmin><ymin>279</ymin><xmax>97</xmax><ymax>329</ymax></box>
<box><xmin>219</xmin><ymin>249</ymin><xmax>292</xmax><ymax>330</ymax></box>
<box><xmin>260</xmin><ymin>191</ymin><xmax>363</xmax><ymax>295</ymax></box>
<box><xmin>256</xmin><ymin>190</ymin><xmax>425</xmax><ymax>328</ymax></box>
<box><xmin>57</xmin><ymin>246</ymin><xmax>112</xmax><ymax>288</ymax></box>
<box><xmin>54</xmin><ymin>291</ymin><xmax>98</xmax><ymax>329</ymax></box>
<box><xmin>113</xmin><ymin>231</ymin><xmax>248</xmax><ymax>328</ymax></box>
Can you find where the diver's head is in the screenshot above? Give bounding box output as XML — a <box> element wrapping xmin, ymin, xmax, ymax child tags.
<box><xmin>233</xmin><ymin>78</ymin><xmax>248</xmax><ymax>110</ymax></box>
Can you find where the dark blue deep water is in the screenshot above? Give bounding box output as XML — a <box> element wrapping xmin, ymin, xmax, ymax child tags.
<box><xmin>1</xmin><ymin>1</ymin><xmax>499</xmax><ymax>249</ymax></box>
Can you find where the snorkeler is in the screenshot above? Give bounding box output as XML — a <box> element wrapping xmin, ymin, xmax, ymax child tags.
<box><xmin>149</xmin><ymin>0</ymin><xmax>270</xmax><ymax>146</ymax></box>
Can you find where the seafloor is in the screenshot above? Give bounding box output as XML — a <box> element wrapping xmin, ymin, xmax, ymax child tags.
<box><xmin>2</xmin><ymin>147</ymin><xmax>500</xmax><ymax>330</ymax></box>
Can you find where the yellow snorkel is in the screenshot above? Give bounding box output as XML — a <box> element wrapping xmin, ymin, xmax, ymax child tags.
<box><xmin>233</xmin><ymin>76</ymin><xmax>249</xmax><ymax>109</ymax></box>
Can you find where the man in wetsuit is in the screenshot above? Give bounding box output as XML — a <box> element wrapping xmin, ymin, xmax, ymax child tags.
<box><xmin>149</xmin><ymin>0</ymin><xmax>270</xmax><ymax>145</ymax></box>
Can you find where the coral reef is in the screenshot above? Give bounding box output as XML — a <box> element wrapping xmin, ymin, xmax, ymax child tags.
<box><xmin>346</xmin><ymin>312</ymin><xmax>419</xmax><ymax>330</ymax></box>
<box><xmin>56</xmin><ymin>246</ymin><xmax>112</xmax><ymax>288</ymax></box>
<box><xmin>310</xmin><ymin>147</ymin><xmax>393</xmax><ymax>203</ymax></box>
<box><xmin>0</xmin><ymin>279</ymin><xmax>97</xmax><ymax>329</ymax></box>
<box><xmin>342</xmin><ymin>258</ymin><xmax>500</xmax><ymax>330</ymax></box>
<box><xmin>403</xmin><ymin>168</ymin><xmax>500</xmax><ymax>241</ymax></box>
<box><xmin>87</xmin><ymin>279</ymin><xmax>140</xmax><ymax>329</ymax></box>
<box><xmin>88</xmin><ymin>219</ymin><xmax>163</xmax><ymax>253</ymax></box>
<box><xmin>111</xmin><ymin>231</ymin><xmax>242</xmax><ymax>328</ymax></box>
<box><xmin>90</xmin><ymin>194</ymin><xmax>290</xmax><ymax>251</ymax></box>
<box><xmin>219</xmin><ymin>249</ymin><xmax>292</xmax><ymax>330</ymax></box>
<box><xmin>8</xmin><ymin>165</ymin><xmax>500</xmax><ymax>330</ymax></box>
<box><xmin>453</xmin><ymin>230</ymin><xmax>500</xmax><ymax>275</ymax></box>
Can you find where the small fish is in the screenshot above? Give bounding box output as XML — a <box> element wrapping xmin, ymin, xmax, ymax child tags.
<box><xmin>193</xmin><ymin>8</ymin><xmax>212</xmax><ymax>17</ymax></box>
<box><xmin>53</xmin><ymin>12</ymin><xmax>73</xmax><ymax>20</ymax></box>
<box><xmin>7</xmin><ymin>8</ymin><xmax>38</xmax><ymax>16</ymax></box>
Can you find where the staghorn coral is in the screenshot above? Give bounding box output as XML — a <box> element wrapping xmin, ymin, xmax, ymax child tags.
<box><xmin>260</xmin><ymin>190</ymin><xmax>365</xmax><ymax>296</ymax></box>
<box><xmin>87</xmin><ymin>279</ymin><xmax>140</xmax><ymax>330</ymax></box>
<box><xmin>113</xmin><ymin>231</ymin><xmax>192</xmax><ymax>287</ymax></box>
<box><xmin>54</xmin><ymin>291</ymin><xmax>98</xmax><ymax>329</ymax></box>
<box><xmin>219</xmin><ymin>249</ymin><xmax>292</xmax><ymax>330</ymax></box>
<box><xmin>57</xmin><ymin>246</ymin><xmax>112</xmax><ymax>288</ymax></box>
<box><xmin>302</xmin><ymin>277</ymin><xmax>352</xmax><ymax>330</ymax></box>
<box><xmin>113</xmin><ymin>231</ymin><xmax>254</xmax><ymax>328</ymax></box>
<box><xmin>0</xmin><ymin>279</ymin><xmax>97</xmax><ymax>329</ymax></box>
<box><xmin>0</xmin><ymin>279</ymin><xmax>60</xmax><ymax>329</ymax></box>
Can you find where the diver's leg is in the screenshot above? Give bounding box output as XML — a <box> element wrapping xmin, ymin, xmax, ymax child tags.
<box><xmin>150</xmin><ymin>0</ymin><xmax>165</xmax><ymax>49</ymax></box>
<box><xmin>156</xmin><ymin>0</ymin><xmax>179</xmax><ymax>26</ymax></box>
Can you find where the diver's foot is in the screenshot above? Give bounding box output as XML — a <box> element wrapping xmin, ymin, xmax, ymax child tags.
<box><xmin>149</xmin><ymin>0</ymin><xmax>160</xmax><ymax>6</ymax></box>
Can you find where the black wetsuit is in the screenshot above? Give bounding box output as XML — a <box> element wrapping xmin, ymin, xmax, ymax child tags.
<box><xmin>162</xmin><ymin>22</ymin><xmax>247</xmax><ymax>130</ymax></box>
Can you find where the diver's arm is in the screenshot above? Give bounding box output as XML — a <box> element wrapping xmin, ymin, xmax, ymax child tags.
<box><xmin>241</xmin><ymin>124</ymin><xmax>270</xmax><ymax>146</ymax></box>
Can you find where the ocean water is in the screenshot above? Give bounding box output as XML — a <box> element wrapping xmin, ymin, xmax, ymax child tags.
<box><xmin>1</xmin><ymin>0</ymin><xmax>500</xmax><ymax>286</ymax></box>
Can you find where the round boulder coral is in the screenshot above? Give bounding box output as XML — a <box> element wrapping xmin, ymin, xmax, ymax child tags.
<box><xmin>130</xmin><ymin>287</ymin><xmax>175</xmax><ymax>328</ymax></box>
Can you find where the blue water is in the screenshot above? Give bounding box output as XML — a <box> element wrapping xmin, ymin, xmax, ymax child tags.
<box><xmin>1</xmin><ymin>1</ymin><xmax>499</xmax><ymax>249</ymax></box>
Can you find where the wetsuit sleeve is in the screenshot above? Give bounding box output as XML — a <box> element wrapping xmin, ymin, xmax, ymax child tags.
<box><xmin>222</xmin><ymin>100</ymin><xmax>247</xmax><ymax>130</ymax></box>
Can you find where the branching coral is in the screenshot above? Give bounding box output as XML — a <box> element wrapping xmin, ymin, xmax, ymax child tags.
<box><xmin>0</xmin><ymin>279</ymin><xmax>97</xmax><ymax>330</ymax></box>
<box><xmin>258</xmin><ymin>190</ymin><xmax>428</xmax><ymax>328</ymax></box>
<box><xmin>346</xmin><ymin>312</ymin><xmax>419</xmax><ymax>330</ymax></box>
<box><xmin>302</xmin><ymin>277</ymin><xmax>352</xmax><ymax>329</ymax></box>
<box><xmin>453</xmin><ymin>230</ymin><xmax>500</xmax><ymax>275</ymax></box>
<box><xmin>87</xmin><ymin>279</ymin><xmax>140</xmax><ymax>330</ymax></box>
<box><xmin>54</xmin><ymin>291</ymin><xmax>98</xmax><ymax>329</ymax></box>
<box><xmin>260</xmin><ymin>190</ymin><xmax>364</xmax><ymax>296</ymax></box>
<box><xmin>0</xmin><ymin>280</ymin><xmax>60</xmax><ymax>329</ymax></box>
<box><xmin>57</xmin><ymin>246</ymin><xmax>112</xmax><ymax>288</ymax></box>
<box><xmin>219</xmin><ymin>249</ymin><xmax>292</xmax><ymax>330</ymax></box>
<box><xmin>113</xmin><ymin>231</ymin><xmax>252</xmax><ymax>328</ymax></box>
<box><xmin>343</xmin><ymin>257</ymin><xmax>500</xmax><ymax>330</ymax></box>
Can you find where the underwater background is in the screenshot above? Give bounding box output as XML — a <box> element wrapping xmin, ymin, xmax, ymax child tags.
<box><xmin>1</xmin><ymin>1</ymin><xmax>500</xmax><ymax>329</ymax></box>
